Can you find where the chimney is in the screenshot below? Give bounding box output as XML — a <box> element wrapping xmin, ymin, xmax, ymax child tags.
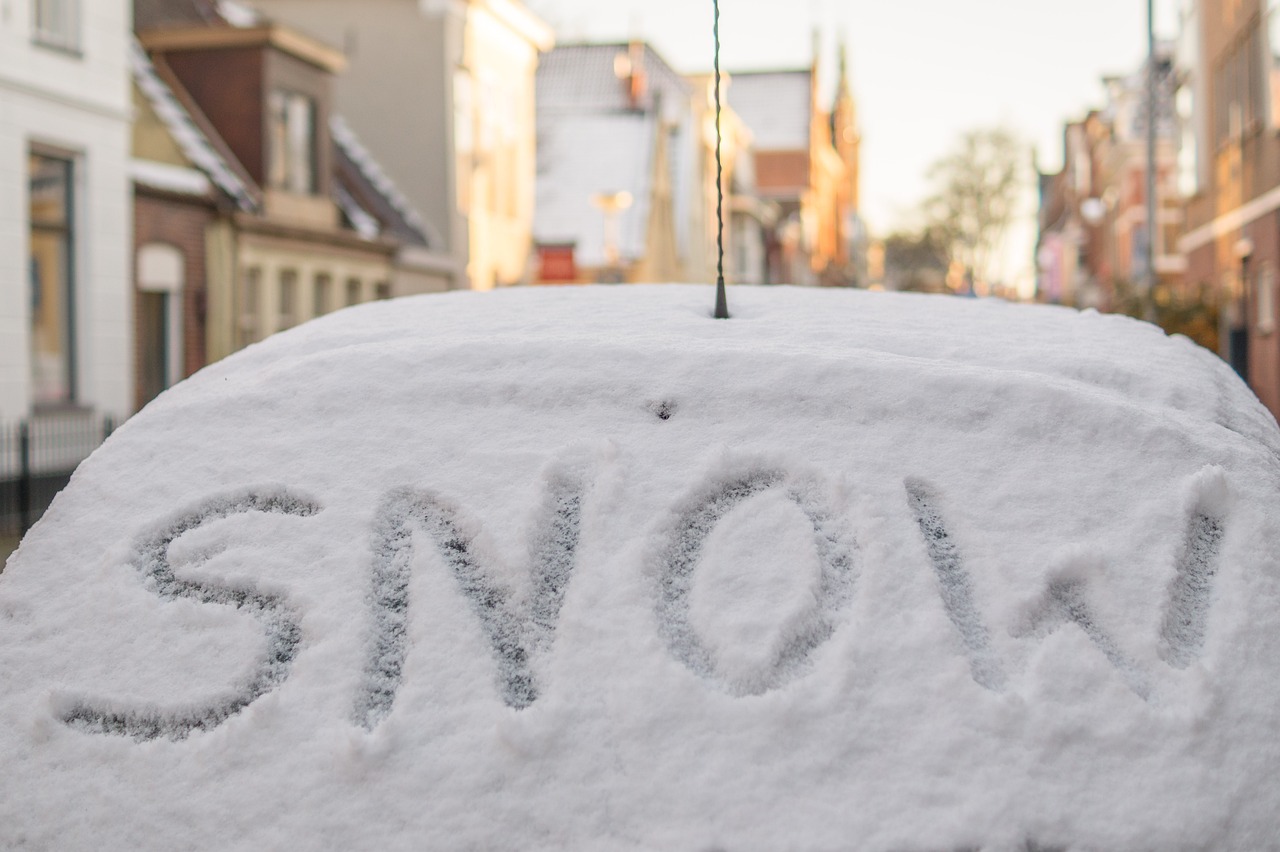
<box><xmin>626</xmin><ymin>40</ymin><xmax>647</xmax><ymax>109</ymax></box>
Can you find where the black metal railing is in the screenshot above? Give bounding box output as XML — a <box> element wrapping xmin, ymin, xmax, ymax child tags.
<box><xmin>0</xmin><ymin>413</ymin><xmax>114</xmax><ymax>540</ymax></box>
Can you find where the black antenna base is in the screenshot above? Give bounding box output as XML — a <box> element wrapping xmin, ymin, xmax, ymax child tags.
<box><xmin>714</xmin><ymin>277</ymin><xmax>730</xmax><ymax>319</ymax></box>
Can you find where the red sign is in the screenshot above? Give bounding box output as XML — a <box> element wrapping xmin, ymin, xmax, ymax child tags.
<box><xmin>537</xmin><ymin>243</ymin><xmax>577</xmax><ymax>283</ymax></box>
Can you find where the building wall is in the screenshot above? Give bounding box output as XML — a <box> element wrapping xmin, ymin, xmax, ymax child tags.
<box><xmin>230</xmin><ymin>230</ymin><xmax>395</xmax><ymax>345</ymax></box>
<box><xmin>133</xmin><ymin>191</ymin><xmax>215</xmax><ymax>410</ymax></box>
<box><xmin>1182</xmin><ymin>0</ymin><xmax>1280</xmax><ymax>419</ymax></box>
<box><xmin>462</xmin><ymin>0</ymin><xmax>546</xmax><ymax>289</ymax></box>
<box><xmin>254</xmin><ymin>0</ymin><xmax>549</xmax><ymax>291</ymax></box>
<box><xmin>252</xmin><ymin>0</ymin><xmax>464</xmax><ymax>285</ymax></box>
<box><xmin>0</xmin><ymin>0</ymin><xmax>133</xmax><ymax>420</ymax></box>
<box><xmin>163</xmin><ymin>47</ymin><xmax>268</xmax><ymax>184</ymax></box>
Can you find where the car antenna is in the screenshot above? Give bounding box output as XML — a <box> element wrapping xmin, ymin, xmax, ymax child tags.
<box><xmin>713</xmin><ymin>0</ymin><xmax>730</xmax><ymax>319</ymax></box>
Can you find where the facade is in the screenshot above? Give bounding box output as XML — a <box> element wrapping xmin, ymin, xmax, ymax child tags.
<box><xmin>134</xmin><ymin>1</ymin><xmax>444</xmax><ymax>384</ymax></box>
<box><xmin>1037</xmin><ymin>45</ymin><xmax>1183</xmax><ymax>315</ymax></box>
<box><xmin>533</xmin><ymin>41</ymin><xmax>704</xmax><ymax>285</ymax></box>
<box><xmin>1037</xmin><ymin>113</ymin><xmax>1116</xmax><ymax>308</ymax></box>
<box><xmin>1179</xmin><ymin>0</ymin><xmax>1280</xmax><ymax>417</ymax></box>
<box><xmin>687</xmin><ymin>73</ymin><xmax>772</xmax><ymax>286</ymax></box>
<box><xmin>130</xmin><ymin>40</ymin><xmax>254</xmax><ymax>410</ymax></box>
<box><xmin>729</xmin><ymin>42</ymin><xmax>863</xmax><ymax>287</ymax></box>
<box><xmin>0</xmin><ymin>0</ymin><xmax>133</xmax><ymax>421</ymax></box>
<box><xmin>249</xmin><ymin>0</ymin><xmax>553</xmax><ymax>291</ymax></box>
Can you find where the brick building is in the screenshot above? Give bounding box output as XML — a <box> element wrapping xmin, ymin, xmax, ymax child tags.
<box><xmin>729</xmin><ymin>41</ymin><xmax>863</xmax><ymax>287</ymax></box>
<box><xmin>1179</xmin><ymin>0</ymin><xmax>1280</xmax><ymax>417</ymax></box>
<box><xmin>130</xmin><ymin>0</ymin><xmax>446</xmax><ymax>409</ymax></box>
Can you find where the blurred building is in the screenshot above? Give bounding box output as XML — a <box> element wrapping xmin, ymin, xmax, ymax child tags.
<box><xmin>132</xmin><ymin>0</ymin><xmax>442</xmax><ymax>408</ymax></box>
<box><xmin>686</xmin><ymin>73</ymin><xmax>772</xmax><ymax>287</ymax></box>
<box><xmin>249</xmin><ymin>0</ymin><xmax>553</xmax><ymax>291</ymax></box>
<box><xmin>533</xmin><ymin>41</ymin><xmax>693</xmax><ymax>284</ymax></box>
<box><xmin>730</xmin><ymin>40</ymin><xmax>864</xmax><ymax>287</ymax></box>
<box><xmin>130</xmin><ymin>40</ymin><xmax>253</xmax><ymax>411</ymax></box>
<box><xmin>0</xmin><ymin>0</ymin><xmax>133</xmax><ymax>421</ymax></box>
<box><xmin>1178</xmin><ymin>0</ymin><xmax>1280</xmax><ymax>417</ymax></box>
<box><xmin>1036</xmin><ymin>44</ymin><xmax>1182</xmax><ymax>313</ymax></box>
<box><xmin>534</xmin><ymin>41</ymin><xmax>753</xmax><ymax>285</ymax></box>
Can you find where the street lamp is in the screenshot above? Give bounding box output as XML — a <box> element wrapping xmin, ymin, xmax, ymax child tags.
<box><xmin>1233</xmin><ymin>236</ymin><xmax>1254</xmax><ymax>382</ymax></box>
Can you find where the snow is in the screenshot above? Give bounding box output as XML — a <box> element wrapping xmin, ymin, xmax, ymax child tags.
<box><xmin>129</xmin><ymin>158</ymin><xmax>212</xmax><ymax>197</ymax></box>
<box><xmin>2</xmin><ymin>285</ymin><xmax>1280</xmax><ymax>850</ymax></box>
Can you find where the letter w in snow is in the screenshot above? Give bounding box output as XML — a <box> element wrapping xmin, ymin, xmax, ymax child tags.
<box><xmin>906</xmin><ymin>470</ymin><xmax>1229</xmax><ymax>700</ymax></box>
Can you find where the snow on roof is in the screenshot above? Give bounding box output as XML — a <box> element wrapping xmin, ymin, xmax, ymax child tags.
<box><xmin>215</xmin><ymin>0</ymin><xmax>261</xmax><ymax>27</ymax></box>
<box><xmin>129</xmin><ymin>158</ymin><xmax>213</xmax><ymax>197</ymax></box>
<box><xmin>331</xmin><ymin>181</ymin><xmax>381</xmax><ymax>241</ymax></box>
<box><xmin>2</xmin><ymin>286</ymin><xmax>1280</xmax><ymax>849</ymax></box>
<box><xmin>729</xmin><ymin>69</ymin><xmax>813</xmax><ymax>151</ymax></box>
<box><xmin>330</xmin><ymin>115</ymin><xmax>435</xmax><ymax>248</ymax></box>
<box><xmin>130</xmin><ymin>39</ymin><xmax>257</xmax><ymax>211</ymax></box>
<box><xmin>538</xmin><ymin>42</ymin><xmax>692</xmax><ymax>125</ymax></box>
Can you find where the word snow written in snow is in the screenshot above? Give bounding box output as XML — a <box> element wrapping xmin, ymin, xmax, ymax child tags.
<box><xmin>60</xmin><ymin>464</ymin><xmax>1228</xmax><ymax>741</ymax></box>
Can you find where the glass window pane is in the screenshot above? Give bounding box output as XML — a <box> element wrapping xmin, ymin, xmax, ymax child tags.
<box><xmin>29</xmin><ymin>230</ymin><xmax>71</xmax><ymax>404</ymax></box>
<box><xmin>287</xmin><ymin>95</ymin><xmax>315</xmax><ymax>194</ymax></box>
<box><xmin>268</xmin><ymin>91</ymin><xmax>288</xmax><ymax>191</ymax></box>
<box><xmin>313</xmin><ymin>273</ymin><xmax>331</xmax><ymax>316</ymax></box>
<box><xmin>29</xmin><ymin>153</ymin><xmax>74</xmax><ymax>405</ymax></box>
<box><xmin>28</xmin><ymin>154</ymin><xmax>69</xmax><ymax>227</ymax></box>
<box><xmin>269</xmin><ymin>90</ymin><xmax>317</xmax><ymax>194</ymax></box>
<box><xmin>279</xmin><ymin>269</ymin><xmax>298</xmax><ymax>329</ymax></box>
<box><xmin>238</xmin><ymin>267</ymin><xmax>261</xmax><ymax>348</ymax></box>
<box><xmin>33</xmin><ymin>0</ymin><xmax>80</xmax><ymax>51</ymax></box>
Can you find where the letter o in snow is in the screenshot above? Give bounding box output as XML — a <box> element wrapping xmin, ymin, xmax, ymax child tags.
<box><xmin>654</xmin><ymin>469</ymin><xmax>857</xmax><ymax>696</ymax></box>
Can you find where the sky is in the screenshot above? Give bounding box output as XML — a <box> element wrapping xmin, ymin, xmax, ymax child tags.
<box><xmin>525</xmin><ymin>0</ymin><xmax>1181</xmax><ymax>291</ymax></box>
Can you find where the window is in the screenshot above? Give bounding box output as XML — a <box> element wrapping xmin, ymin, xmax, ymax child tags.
<box><xmin>29</xmin><ymin>152</ymin><xmax>75</xmax><ymax>405</ymax></box>
<box><xmin>346</xmin><ymin>278</ymin><xmax>361</xmax><ymax>306</ymax></box>
<box><xmin>1177</xmin><ymin>85</ymin><xmax>1199</xmax><ymax>197</ymax></box>
<box><xmin>313</xmin><ymin>273</ymin><xmax>332</xmax><ymax>317</ymax></box>
<box><xmin>375</xmin><ymin>282</ymin><xmax>391</xmax><ymax>301</ymax></box>
<box><xmin>1216</xmin><ymin>23</ymin><xmax>1269</xmax><ymax>146</ymax></box>
<box><xmin>237</xmin><ymin>268</ymin><xmax>261</xmax><ymax>348</ymax></box>
<box><xmin>268</xmin><ymin>90</ymin><xmax>317</xmax><ymax>194</ymax></box>
<box><xmin>279</xmin><ymin>270</ymin><xmax>298</xmax><ymax>330</ymax></box>
<box><xmin>1270</xmin><ymin>0</ymin><xmax>1280</xmax><ymax>128</ymax></box>
<box><xmin>1259</xmin><ymin>262</ymin><xmax>1277</xmax><ymax>336</ymax></box>
<box><xmin>32</xmin><ymin>0</ymin><xmax>80</xmax><ymax>53</ymax></box>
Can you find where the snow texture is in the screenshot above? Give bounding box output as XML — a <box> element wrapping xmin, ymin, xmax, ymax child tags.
<box><xmin>2</xmin><ymin>285</ymin><xmax>1280</xmax><ymax>851</ymax></box>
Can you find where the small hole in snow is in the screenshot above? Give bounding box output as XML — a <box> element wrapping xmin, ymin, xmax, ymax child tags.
<box><xmin>650</xmin><ymin>401</ymin><xmax>677</xmax><ymax>421</ymax></box>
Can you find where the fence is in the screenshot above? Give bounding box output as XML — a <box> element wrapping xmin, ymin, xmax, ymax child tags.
<box><xmin>0</xmin><ymin>413</ymin><xmax>114</xmax><ymax>540</ymax></box>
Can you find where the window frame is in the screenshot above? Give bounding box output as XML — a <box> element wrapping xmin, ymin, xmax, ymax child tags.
<box><xmin>28</xmin><ymin>150</ymin><xmax>78</xmax><ymax>408</ymax></box>
<box><xmin>31</xmin><ymin>0</ymin><xmax>82</xmax><ymax>55</ymax></box>
<box><xmin>268</xmin><ymin>89</ymin><xmax>319</xmax><ymax>195</ymax></box>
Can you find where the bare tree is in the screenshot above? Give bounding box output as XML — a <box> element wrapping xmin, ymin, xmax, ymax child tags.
<box><xmin>883</xmin><ymin>228</ymin><xmax>951</xmax><ymax>293</ymax></box>
<box><xmin>924</xmin><ymin>128</ymin><xmax>1024</xmax><ymax>293</ymax></box>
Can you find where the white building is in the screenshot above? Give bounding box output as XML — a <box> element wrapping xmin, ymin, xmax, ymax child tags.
<box><xmin>0</xmin><ymin>0</ymin><xmax>133</xmax><ymax>422</ymax></box>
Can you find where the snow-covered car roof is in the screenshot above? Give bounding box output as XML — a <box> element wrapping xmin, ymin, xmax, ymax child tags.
<box><xmin>2</xmin><ymin>285</ymin><xmax>1279</xmax><ymax>850</ymax></box>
